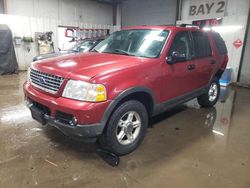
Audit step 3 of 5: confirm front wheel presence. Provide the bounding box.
[197,79,220,108]
[98,100,148,156]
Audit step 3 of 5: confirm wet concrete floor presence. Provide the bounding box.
[0,72,250,188]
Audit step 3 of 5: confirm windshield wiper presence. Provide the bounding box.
[101,49,136,56]
[68,49,79,52]
[114,49,131,56]
[91,49,99,53]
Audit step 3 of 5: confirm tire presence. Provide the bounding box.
[98,100,148,156]
[197,79,220,108]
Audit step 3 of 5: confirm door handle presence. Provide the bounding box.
[187,64,195,70]
[211,60,217,64]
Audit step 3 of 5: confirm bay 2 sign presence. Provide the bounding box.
[188,0,227,19]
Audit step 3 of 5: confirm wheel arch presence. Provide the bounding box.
[100,87,156,129]
[215,69,224,79]
[208,69,224,87]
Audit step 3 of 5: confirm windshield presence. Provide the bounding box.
[93,29,169,58]
[68,40,96,52]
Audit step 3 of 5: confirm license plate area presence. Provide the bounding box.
[30,105,47,125]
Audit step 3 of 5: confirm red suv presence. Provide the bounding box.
[24,25,228,155]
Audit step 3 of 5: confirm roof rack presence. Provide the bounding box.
[156,24,200,29]
[178,24,200,28]
[157,24,177,26]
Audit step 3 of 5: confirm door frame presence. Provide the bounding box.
[237,8,250,82]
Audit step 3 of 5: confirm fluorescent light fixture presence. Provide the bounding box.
[203,27,211,31]
[212,130,224,136]
[212,25,243,33]
[203,25,243,33]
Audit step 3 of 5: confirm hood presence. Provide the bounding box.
[33,51,74,62]
[31,52,147,81]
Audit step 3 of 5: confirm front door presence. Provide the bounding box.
[161,31,196,101]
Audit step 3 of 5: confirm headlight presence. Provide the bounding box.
[62,80,107,102]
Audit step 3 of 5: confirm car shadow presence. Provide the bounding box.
[42,104,217,166]
[148,105,188,128]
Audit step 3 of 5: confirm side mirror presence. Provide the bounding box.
[58,48,61,51]
[167,51,187,64]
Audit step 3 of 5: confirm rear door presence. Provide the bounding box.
[191,31,215,88]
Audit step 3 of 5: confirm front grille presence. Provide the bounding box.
[30,68,64,94]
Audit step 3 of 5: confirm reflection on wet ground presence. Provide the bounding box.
[0,72,250,188]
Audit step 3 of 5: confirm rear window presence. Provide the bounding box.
[192,31,212,58]
[211,32,228,55]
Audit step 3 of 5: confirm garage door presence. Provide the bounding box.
[239,21,250,85]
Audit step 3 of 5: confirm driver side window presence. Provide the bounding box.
[168,31,192,59]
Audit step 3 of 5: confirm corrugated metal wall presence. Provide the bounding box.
[121,0,177,26]
[0,0,121,71]
[6,0,113,24]
[0,14,120,70]
[239,19,250,85]
[0,0,3,14]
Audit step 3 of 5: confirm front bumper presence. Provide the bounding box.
[24,81,111,140]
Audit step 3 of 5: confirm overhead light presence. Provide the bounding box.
[203,27,211,31]
[203,25,243,33]
[212,129,224,136]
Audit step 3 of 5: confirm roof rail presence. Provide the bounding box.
[178,24,200,28]
[157,24,177,26]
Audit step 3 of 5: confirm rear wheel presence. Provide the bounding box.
[98,100,148,156]
[197,79,220,108]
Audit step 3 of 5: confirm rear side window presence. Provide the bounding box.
[191,32,212,58]
[211,32,228,55]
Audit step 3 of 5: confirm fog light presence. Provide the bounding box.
[70,116,78,126]
[25,98,33,108]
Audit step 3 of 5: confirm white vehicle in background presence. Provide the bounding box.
[33,38,104,62]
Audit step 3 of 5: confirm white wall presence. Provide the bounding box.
[0,0,3,14]
[178,0,250,82]
[121,0,177,26]
[0,0,117,70]
[6,0,113,24]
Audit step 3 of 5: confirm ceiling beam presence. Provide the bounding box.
[91,0,124,5]
[3,0,7,14]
